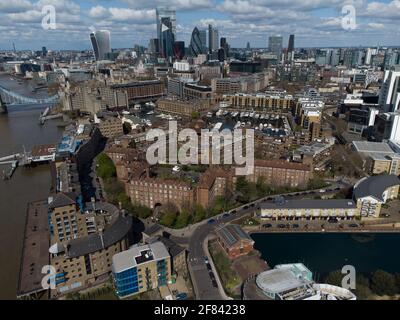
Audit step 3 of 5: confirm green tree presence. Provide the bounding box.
[133,204,152,219]
[123,122,132,134]
[191,111,200,119]
[96,153,116,179]
[370,270,398,296]
[193,204,206,223]
[160,210,177,227]
[174,208,190,228]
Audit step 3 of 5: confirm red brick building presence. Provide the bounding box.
[215,224,254,259]
[244,159,312,188]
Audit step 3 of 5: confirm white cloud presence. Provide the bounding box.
[367,22,385,29]
[0,0,33,13]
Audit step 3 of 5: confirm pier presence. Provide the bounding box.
[0,144,57,180]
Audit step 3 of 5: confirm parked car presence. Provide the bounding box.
[222,213,230,218]
[277,224,286,228]
[230,210,237,214]
[349,223,359,228]
[292,224,299,228]
[176,293,188,300]
[263,223,272,228]
[208,219,216,224]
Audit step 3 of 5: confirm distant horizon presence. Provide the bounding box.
[1,45,400,52]
[1,0,400,50]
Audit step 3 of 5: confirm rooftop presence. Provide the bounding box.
[260,199,357,210]
[353,175,400,202]
[256,267,313,295]
[216,224,254,248]
[112,241,170,273]
[352,141,396,154]
[67,215,132,258]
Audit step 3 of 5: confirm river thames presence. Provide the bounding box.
[0,73,62,299]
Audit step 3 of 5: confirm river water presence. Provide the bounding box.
[0,73,62,299]
[251,232,400,281]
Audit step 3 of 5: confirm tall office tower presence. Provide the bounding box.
[199,30,207,52]
[42,46,47,57]
[246,42,251,50]
[156,8,176,60]
[189,27,205,57]
[330,49,340,66]
[173,41,185,60]
[365,48,375,65]
[220,37,229,58]
[159,16,175,59]
[379,67,400,112]
[156,8,176,52]
[208,24,219,53]
[268,36,283,59]
[288,34,295,53]
[148,38,159,55]
[287,34,294,61]
[384,51,400,70]
[90,30,111,61]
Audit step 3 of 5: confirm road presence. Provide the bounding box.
[187,205,258,300]
[172,179,351,300]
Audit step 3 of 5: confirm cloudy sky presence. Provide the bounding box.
[0,0,399,50]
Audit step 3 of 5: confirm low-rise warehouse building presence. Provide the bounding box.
[215,224,254,259]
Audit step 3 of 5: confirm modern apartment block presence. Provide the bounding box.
[156,97,213,117]
[112,241,171,298]
[47,194,132,297]
[222,91,294,112]
[259,199,359,220]
[379,67,400,112]
[211,73,270,95]
[353,174,400,217]
[258,175,400,220]
[94,114,124,138]
[295,98,324,142]
[111,80,164,105]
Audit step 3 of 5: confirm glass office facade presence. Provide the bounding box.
[114,267,139,297]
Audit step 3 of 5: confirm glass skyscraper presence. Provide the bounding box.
[156,8,176,59]
[268,36,283,59]
[89,30,111,61]
[189,27,206,57]
[208,24,219,53]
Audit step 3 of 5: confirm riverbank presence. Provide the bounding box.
[0,74,63,299]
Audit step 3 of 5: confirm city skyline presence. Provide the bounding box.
[0,0,399,50]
